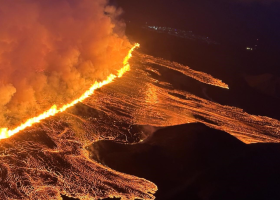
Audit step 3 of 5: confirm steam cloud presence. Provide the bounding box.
[0,0,131,127]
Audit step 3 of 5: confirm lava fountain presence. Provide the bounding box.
[0,43,140,140]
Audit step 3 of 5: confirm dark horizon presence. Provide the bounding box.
[114,0,280,52]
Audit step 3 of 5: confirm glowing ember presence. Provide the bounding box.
[0,43,140,140]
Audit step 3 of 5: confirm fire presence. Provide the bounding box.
[0,43,140,140]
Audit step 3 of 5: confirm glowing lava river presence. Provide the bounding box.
[1,43,280,199]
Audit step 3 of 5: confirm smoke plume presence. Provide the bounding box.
[0,0,131,127]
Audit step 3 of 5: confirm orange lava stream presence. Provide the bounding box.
[0,43,140,140]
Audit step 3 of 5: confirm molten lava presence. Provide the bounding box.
[1,42,280,200]
[0,43,140,140]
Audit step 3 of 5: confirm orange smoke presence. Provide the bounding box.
[0,0,131,129]
[0,43,140,140]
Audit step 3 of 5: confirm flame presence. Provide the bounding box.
[0,43,140,140]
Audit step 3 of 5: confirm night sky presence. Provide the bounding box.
[115,0,280,50]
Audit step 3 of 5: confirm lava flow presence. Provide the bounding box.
[0,43,140,140]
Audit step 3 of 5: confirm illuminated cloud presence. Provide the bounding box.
[0,0,130,127]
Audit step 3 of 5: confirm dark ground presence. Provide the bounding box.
[90,123,280,200]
